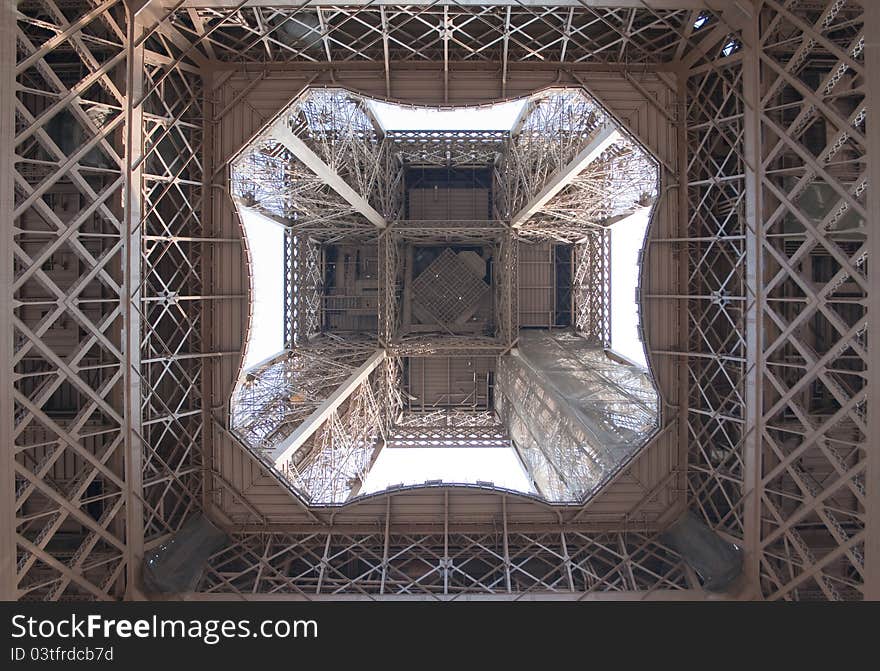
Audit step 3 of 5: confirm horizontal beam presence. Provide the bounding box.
[511,125,620,228]
[183,590,710,602]
[270,349,386,468]
[164,1,708,8]
[271,124,386,229]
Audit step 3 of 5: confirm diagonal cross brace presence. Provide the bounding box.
[272,123,387,228]
[511,124,620,228]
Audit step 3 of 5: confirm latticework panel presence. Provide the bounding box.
[388,131,505,167]
[682,21,749,558]
[139,9,208,551]
[172,6,701,68]
[283,369,385,504]
[10,0,132,601]
[232,139,376,242]
[198,527,691,598]
[389,410,509,448]
[284,232,321,347]
[230,339,376,453]
[499,89,605,219]
[753,0,867,601]
[411,249,489,327]
[574,231,611,346]
[285,89,391,216]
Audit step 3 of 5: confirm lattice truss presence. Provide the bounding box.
[388,225,515,357]
[198,527,690,598]
[388,130,505,167]
[682,21,750,567]
[751,0,868,601]
[679,1,870,601]
[282,229,321,348]
[3,0,876,602]
[279,364,385,504]
[497,88,657,243]
[230,338,375,453]
[284,88,401,220]
[574,230,611,346]
[171,5,703,67]
[389,410,509,449]
[231,138,378,242]
[6,0,207,600]
[11,0,131,601]
[494,332,658,503]
[410,248,490,326]
[139,5,207,564]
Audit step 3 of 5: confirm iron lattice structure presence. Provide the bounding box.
[228,84,658,504]
[0,0,875,602]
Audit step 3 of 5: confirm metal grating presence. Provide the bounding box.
[410,248,489,326]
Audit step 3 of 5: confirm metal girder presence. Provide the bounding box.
[0,0,15,601]
[511,125,619,228]
[163,1,710,8]
[197,521,692,597]
[3,0,874,603]
[137,2,210,68]
[270,349,385,470]
[865,0,880,602]
[165,5,708,67]
[270,124,386,229]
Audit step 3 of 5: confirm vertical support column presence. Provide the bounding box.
[864,0,880,601]
[123,4,145,599]
[602,227,611,348]
[675,69,691,517]
[380,496,390,594]
[443,490,449,596]
[201,69,215,515]
[561,531,575,592]
[316,531,332,595]
[0,0,16,600]
[502,496,512,593]
[741,1,764,598]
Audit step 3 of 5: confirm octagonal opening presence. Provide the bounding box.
[228,87,661,505]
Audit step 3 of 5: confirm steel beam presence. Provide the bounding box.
[122,5,146,600]
[510,125,619,228]
[865,0,880,601]
[0,0,15,601]
[740,0,763,599]
[271,349,386,469]
[162,1,709,8]
[271,124,386,229]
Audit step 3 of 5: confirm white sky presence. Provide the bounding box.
[240,209,285,371]
[610,208,650,368]
[369,99,525,130]
[360,447,533,495]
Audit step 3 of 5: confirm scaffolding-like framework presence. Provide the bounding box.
[228,84,656,504]
[1,0,875,601]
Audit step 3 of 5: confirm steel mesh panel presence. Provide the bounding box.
[410,248,489,326]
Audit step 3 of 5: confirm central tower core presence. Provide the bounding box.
[229,87,660,505]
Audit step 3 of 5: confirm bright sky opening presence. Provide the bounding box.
[240,209,285,371]
[360,447,534,494]
[368,99,525,130]
[610,207,650,368]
